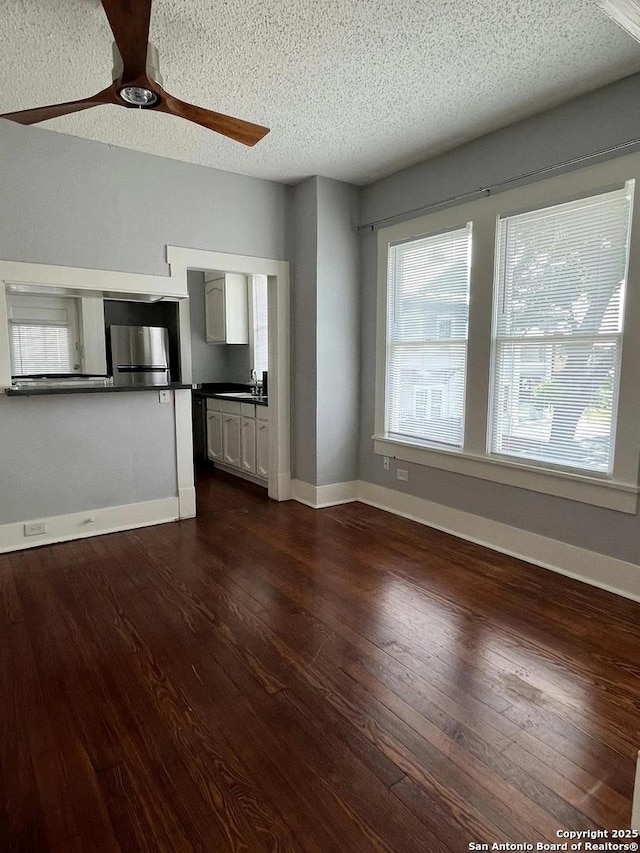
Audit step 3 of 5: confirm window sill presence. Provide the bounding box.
[372,435,639,514]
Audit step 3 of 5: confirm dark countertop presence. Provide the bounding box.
[192,383,268,407]
[5,383,192,397]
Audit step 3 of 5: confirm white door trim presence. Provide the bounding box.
[174,388,196,518]
[166,246,292,501]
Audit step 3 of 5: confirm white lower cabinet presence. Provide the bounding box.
[206,398,269,483]
[206,411,223,461]
[222,413,241,467]
[241,417,257,474]
[256,418,269,480]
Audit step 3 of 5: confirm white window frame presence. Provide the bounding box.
[374,152,640,513]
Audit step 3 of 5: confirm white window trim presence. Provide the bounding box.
[374,152,640,514]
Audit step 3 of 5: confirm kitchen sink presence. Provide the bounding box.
[216,391,268,401]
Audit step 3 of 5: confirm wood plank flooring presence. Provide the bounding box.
[1,467,639,851]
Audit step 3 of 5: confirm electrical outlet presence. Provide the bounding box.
[383,456,390,471]
[158,390,171,404]
[396,468,409,482]
[24,521,46,536]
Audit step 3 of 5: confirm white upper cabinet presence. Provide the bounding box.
[204,273,249,344]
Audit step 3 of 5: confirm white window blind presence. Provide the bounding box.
[386,224,472,448]
[8,296,80,376]
[10,324,73,375]
[490,183,634,474]
[251,275,269,377]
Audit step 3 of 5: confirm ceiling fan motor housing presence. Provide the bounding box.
[112,41,163,107]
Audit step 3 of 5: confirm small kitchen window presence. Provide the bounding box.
[249,274,268,377]
[8,295,81,376]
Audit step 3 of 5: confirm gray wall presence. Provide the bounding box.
[358,73,640,565]
[316,178,360,486]
[291,177,361,486]
[0,393,176,524]
[291,178,319,484]
[1,123,290,274]
[225,345,252,384]
[0,122,290,524]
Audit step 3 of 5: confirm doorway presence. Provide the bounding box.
[167,247,291,504]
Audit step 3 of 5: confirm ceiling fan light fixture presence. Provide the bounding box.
[119,86,158,107]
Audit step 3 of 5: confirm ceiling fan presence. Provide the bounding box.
[0,0,269,147]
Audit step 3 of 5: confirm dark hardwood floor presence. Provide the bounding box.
[1,467,639,851]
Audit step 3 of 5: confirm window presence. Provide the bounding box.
[249,274,268,377]
[375,153,640,512]
[8,295,81,376]
[386,224,471,448]
[490,186,633,474]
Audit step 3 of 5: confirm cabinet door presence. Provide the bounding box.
[256,419,269,480]
[225,274,249,344]
[206,411,223,461]
[240,417,257,474]
[222,414,241,467]
[205,280,225,343]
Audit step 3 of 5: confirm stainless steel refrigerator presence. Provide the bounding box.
[109,325,170,387]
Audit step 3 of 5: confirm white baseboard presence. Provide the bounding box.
[270,472,293,502]
[291,479,359,508]
[178,486,196,519]
[0,497,180,554]
[633,751,640,830]
[356,481,640,604]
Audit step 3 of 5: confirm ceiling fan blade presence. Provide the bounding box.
[0,85,118,126]
[101,0,153,80]
[593,0,640,41]
[155,89,270,146]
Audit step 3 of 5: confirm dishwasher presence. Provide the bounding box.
[192,395,207,462]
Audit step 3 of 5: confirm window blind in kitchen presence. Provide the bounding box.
[251,275,269,377]
[8,295,79,376]
[386,223,472,448]
[489,183,634,474]
[10,323,73,375]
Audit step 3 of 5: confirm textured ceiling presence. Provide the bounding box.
[1,0,640,185]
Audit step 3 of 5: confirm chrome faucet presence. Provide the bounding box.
[250,369,261,396]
